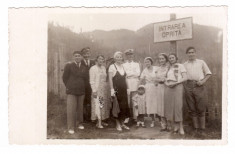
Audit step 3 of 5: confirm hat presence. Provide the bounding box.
[73,50,82,55]
[124,49,134,55]
[81,47,90,54]
[138,85,145,89]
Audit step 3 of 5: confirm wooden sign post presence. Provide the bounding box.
[170,14,177,55]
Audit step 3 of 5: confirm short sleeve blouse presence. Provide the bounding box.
[166,63,186,82]
[108,64,125,77]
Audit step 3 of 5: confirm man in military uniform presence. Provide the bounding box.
[123,49,141,123]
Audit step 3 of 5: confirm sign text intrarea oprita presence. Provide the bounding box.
[159,23,186,38]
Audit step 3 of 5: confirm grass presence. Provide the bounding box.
[47,94,222,140]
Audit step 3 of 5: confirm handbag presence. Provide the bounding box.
[111,96,120,118]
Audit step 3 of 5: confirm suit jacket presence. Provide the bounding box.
[62,62,87,95]
[81,59,96,91]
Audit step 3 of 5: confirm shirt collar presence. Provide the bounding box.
[188,59,197,63]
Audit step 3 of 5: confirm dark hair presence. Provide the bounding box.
[158,53,168,62]
[73,51,81,55]
[144,57,153,65]
[168,53,178,61]
[186,47,196,54]
[96,55,105,61]
[81,47,90,54]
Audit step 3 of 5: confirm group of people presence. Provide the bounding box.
[62,47,212,136]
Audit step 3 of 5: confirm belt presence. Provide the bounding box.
[185,80,198,88]
[126,76,139,79]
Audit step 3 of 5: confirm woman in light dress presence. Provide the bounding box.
[140,57,158,127]
[155,53,169,131]
[164,53,187,135]
[90,55,111,128]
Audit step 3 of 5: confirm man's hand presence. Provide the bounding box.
[196,80,205,86]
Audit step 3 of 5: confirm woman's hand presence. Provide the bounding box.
[127,89,131,95]
[169,82,179,88]
[111,89,116,97]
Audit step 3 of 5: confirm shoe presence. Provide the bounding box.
[78,124,84,130]
[150,121,155,128]
[96,125,104,129]
[102,122,108,126]
[116,126,122,131]
[122,124,130,130]
[141,122,146,128]
[179,128,185,135]
[136,122,140,127]
[124,118,129,124]
[68,129,75,134]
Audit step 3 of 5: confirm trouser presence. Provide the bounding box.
[184,80,208,129]
[184,80,207,117]
[67,94,85,130]
[84,84,92,121]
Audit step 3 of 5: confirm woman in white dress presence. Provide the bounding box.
[90,55,111,128]
[140,57,158,127]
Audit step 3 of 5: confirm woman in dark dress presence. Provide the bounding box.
[108,51,130,131]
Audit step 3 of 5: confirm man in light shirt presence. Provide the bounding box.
[123,49,141,123]
[184,47,212,133]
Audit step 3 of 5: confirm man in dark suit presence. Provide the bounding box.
[62,51,87,134]
[80,47,96,122]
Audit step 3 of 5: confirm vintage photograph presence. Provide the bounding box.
[47,7,225,140]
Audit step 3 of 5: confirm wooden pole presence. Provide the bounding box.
[170,13,177,56]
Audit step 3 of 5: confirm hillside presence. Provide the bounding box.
[48,22,223,110]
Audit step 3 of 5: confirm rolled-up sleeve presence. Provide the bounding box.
[202,60,212,76]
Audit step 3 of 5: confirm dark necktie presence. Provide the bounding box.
[86,60,89,67]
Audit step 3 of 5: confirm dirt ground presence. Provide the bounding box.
[47,95,222,140]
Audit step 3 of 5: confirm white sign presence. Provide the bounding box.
[154,17,193,43]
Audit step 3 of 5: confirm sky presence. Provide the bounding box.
[48,7,226,33]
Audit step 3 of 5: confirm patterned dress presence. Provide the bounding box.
[155,65,168,117]
[90,65,111,120]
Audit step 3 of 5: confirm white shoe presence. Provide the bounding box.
[122,124,130,130]
[116,125,122,131]
[150,121,155,128]
[141,122,146,127]
[136,121,140,127]
[78,125,84,130]
[68,129,75,134]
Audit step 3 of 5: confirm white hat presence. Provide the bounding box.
[138,85,145,89]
